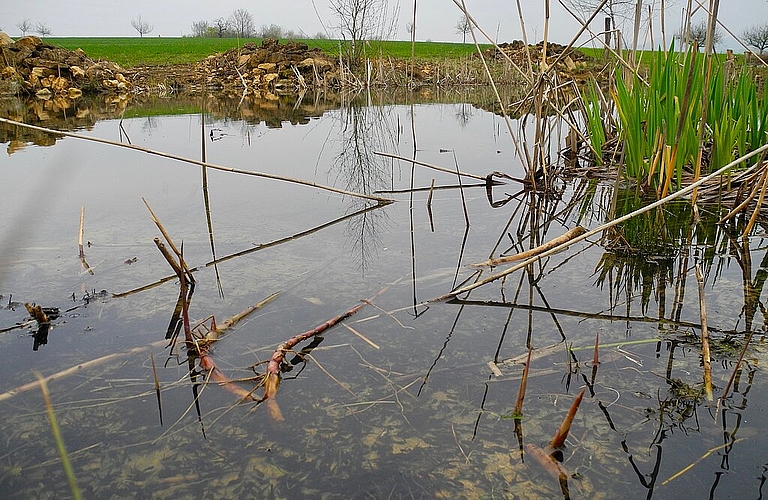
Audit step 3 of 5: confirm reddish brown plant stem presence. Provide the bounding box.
[262,286,389,401]
[550,387,586,448]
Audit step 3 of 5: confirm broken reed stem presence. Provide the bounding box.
[144,198,194,281]
[716,330,755,417]
[593,330,600,366]
[37,374,83,500]
[550,386,586,448]
[77,206,93,274]
[662,439,744,485]
[427,178,435,208]
[78,206,85,259]
[742,167,768,237]
[0,340,169,403]
[471,226,587,267]
[150,353,163,426]
[695,265,713,401]
[208,292,281,340]
[0,117,393,205]
[154,238,185,280]
[433,142,768,302]
[514,347,532,418]
[374,150,488,181]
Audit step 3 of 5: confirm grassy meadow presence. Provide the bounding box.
[44,37,489,67]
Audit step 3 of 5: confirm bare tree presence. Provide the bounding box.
[131,15,154,37]
[260,23,283,39]
[562,0,645,47]
[16,19,33,37]
[212,18,230,38]
[678,20,722,49]
[743,23,768,55]
[329,0,399,66]
[229,8,255,38]
[454,15,471,44]
[34,22,52,37]
[191,20,210,37]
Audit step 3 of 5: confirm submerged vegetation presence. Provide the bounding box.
[3,2,768,499]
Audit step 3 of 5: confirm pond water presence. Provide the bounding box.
[1,90,767,499]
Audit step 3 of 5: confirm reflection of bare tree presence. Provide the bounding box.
[331,95,399,272]
[142,116,159,134]
[454,103,474,129]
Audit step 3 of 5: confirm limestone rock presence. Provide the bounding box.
[0,32,13,46]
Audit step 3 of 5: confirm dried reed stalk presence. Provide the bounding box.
[695,265,713,401]
[374,151,489,181]
[433,142,768,302]
[150,353,163,425]
[77,206,93,274]
[0,118,393,204]
[471,226,586,267]
[513,348,532,417]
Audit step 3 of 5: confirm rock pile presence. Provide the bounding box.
[195,38,339,92]
[0,34,133,97]
[484,41,592,75]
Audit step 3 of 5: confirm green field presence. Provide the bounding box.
[44,37,488,68]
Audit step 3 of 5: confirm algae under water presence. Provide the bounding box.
[0,92,767,499]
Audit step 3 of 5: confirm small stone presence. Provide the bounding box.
[35,88,52,99]
[69,65,85,78]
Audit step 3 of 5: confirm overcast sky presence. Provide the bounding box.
[4,1,767,50]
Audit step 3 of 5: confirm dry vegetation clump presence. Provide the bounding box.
[483,40,596,82]
[193,38,340,92]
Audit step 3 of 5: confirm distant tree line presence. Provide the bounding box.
[190,9,324,39]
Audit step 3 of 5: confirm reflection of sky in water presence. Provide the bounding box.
[0,100,767,498]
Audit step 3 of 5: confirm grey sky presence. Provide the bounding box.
[4,1,767,50]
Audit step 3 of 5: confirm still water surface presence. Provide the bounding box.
[0,92,766,499]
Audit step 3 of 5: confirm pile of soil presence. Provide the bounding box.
[483,40,593,77]
[193,38,339,92]
[0,33,134,97]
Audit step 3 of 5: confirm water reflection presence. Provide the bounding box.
[2,90,768,499]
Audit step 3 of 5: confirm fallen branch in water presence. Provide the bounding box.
[260,286,390,417]
[193,292,281,401]
[471,226,586,268]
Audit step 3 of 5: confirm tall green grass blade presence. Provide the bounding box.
[37,374,82,500]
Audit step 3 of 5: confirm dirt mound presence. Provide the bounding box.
[484,40,592,75]
[195,38,340,92]
[0,34,134,97]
